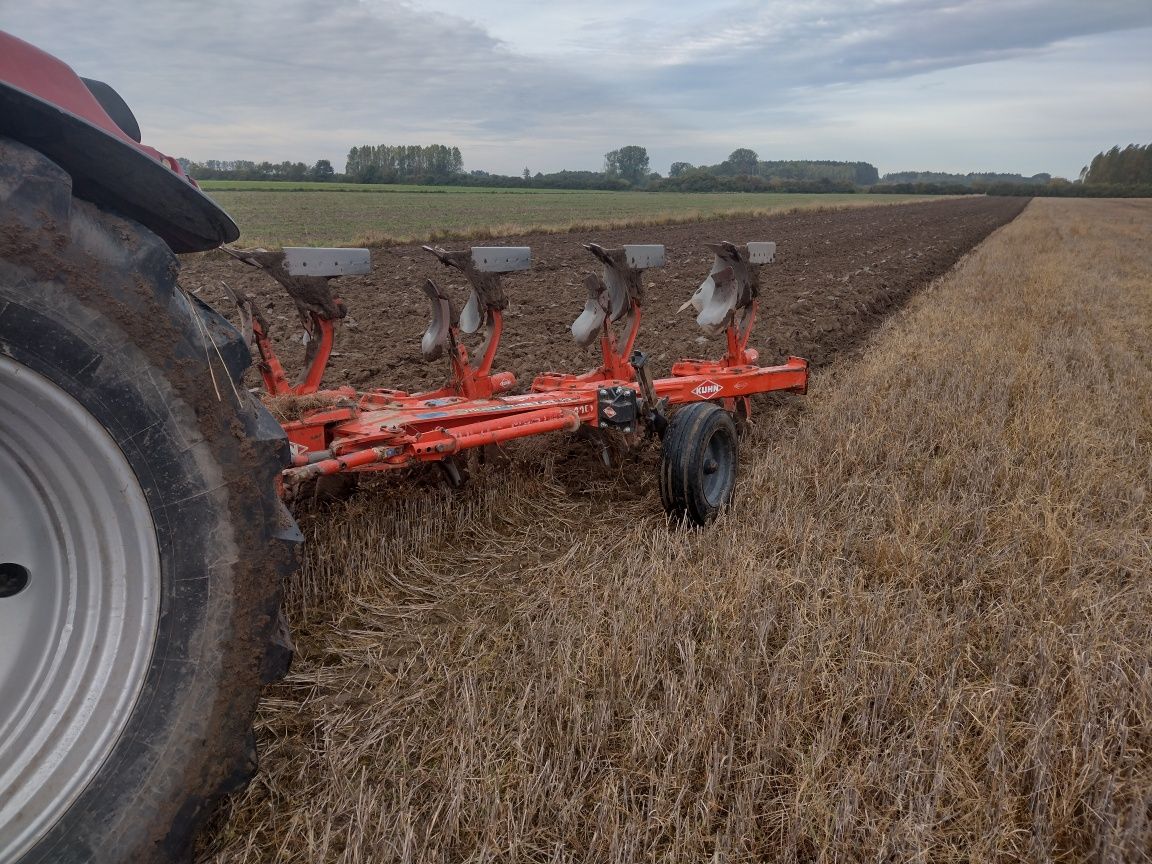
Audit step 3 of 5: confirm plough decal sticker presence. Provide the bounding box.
[691,380,722,398]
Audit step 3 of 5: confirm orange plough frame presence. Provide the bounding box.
[243,242,808,487]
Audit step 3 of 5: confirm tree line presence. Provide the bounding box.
[873,179,1152,198]
[181,143,876,193]
[877,170,1052,186]
[653,149,876,192]
[597,146,881,191]
[345,144,463,183]
[1081,144,1152,186]
[178,158,335,182]
[180,141,1151,198]
[873,146,1152,197]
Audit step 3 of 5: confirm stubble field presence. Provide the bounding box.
[193,197,1151,862]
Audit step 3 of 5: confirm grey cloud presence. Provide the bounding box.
[1,0,1147,175]
[2,0,639,154]
[627,0,1152,103]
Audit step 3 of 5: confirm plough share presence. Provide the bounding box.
[226,240,808,525]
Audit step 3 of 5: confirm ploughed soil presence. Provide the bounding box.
[182,198,1028,395]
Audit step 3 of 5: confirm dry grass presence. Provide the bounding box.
[262,393,352,424]
[202,199,1152,863]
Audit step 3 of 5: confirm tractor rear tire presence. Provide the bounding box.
[659,402,739,526]
[0,138,297,862]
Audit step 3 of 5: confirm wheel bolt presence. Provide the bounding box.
[0,563,30,598]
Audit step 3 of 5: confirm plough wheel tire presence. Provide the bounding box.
[659,402,738,526]
[0,137,298,863]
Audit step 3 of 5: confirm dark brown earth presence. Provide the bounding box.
[182,198,1028,395]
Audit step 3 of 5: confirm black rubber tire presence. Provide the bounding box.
[659,402,739,526]
[0,137,297,861]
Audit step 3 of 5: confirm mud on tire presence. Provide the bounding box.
[0,137,297,862]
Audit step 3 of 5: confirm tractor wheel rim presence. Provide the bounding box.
[0,355,160,860]
[701,426,735,507]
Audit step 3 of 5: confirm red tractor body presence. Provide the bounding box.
[0,31,238,252]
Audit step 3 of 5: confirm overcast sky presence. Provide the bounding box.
[3,0,1150,178]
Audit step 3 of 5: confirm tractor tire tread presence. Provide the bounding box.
[0,135,297,863]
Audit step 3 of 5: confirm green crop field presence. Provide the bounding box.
[198,180,602,194]
[197,181,940,246]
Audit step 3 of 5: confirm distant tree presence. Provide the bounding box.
[679,157,879,186]
[278,161,308,182]
[854,162,880,185]
[309,159,335,181]
[669,161,694,178]
[724,148,759,175]
[523,167,531,180]
[1084,142,1152,185]
[343,143,466,183]
[603,145,649,185]
[357,164,382,184]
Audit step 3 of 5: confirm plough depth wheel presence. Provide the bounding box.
[659,402,739,526]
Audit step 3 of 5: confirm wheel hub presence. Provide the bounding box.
[0,562,30,598]
[0,355,160,861]
[701,430,735,507]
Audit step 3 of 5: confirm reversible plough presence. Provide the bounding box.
[224,241,808,525]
